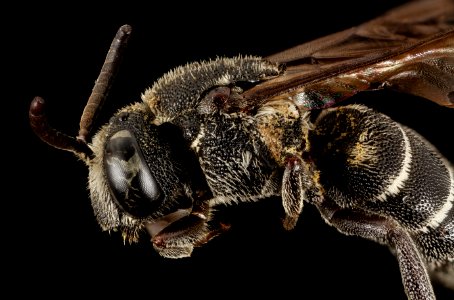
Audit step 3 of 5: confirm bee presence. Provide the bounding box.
[29,0,453,299]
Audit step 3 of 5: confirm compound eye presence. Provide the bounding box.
[104,130,162,218]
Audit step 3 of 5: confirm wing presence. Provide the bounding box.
[242,0,454,109]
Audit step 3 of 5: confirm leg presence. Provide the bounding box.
[148,212,229,259]
[282,155,321,230]
[281,156,305,230]
[316,201,435,300]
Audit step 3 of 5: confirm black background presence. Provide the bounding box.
[7,0,454,298]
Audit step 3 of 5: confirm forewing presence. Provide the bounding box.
[243,0,454,109]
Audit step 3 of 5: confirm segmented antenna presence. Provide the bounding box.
[29,24,132,159]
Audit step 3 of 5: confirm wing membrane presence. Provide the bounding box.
[243,0,454,109]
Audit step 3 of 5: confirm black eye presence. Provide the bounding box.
[104,130,163,218]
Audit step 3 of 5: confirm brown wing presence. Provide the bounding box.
[243,0,454,109]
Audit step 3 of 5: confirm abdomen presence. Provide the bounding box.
[308,104,454,265]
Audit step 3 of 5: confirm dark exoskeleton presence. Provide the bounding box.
[29,0,454,299]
